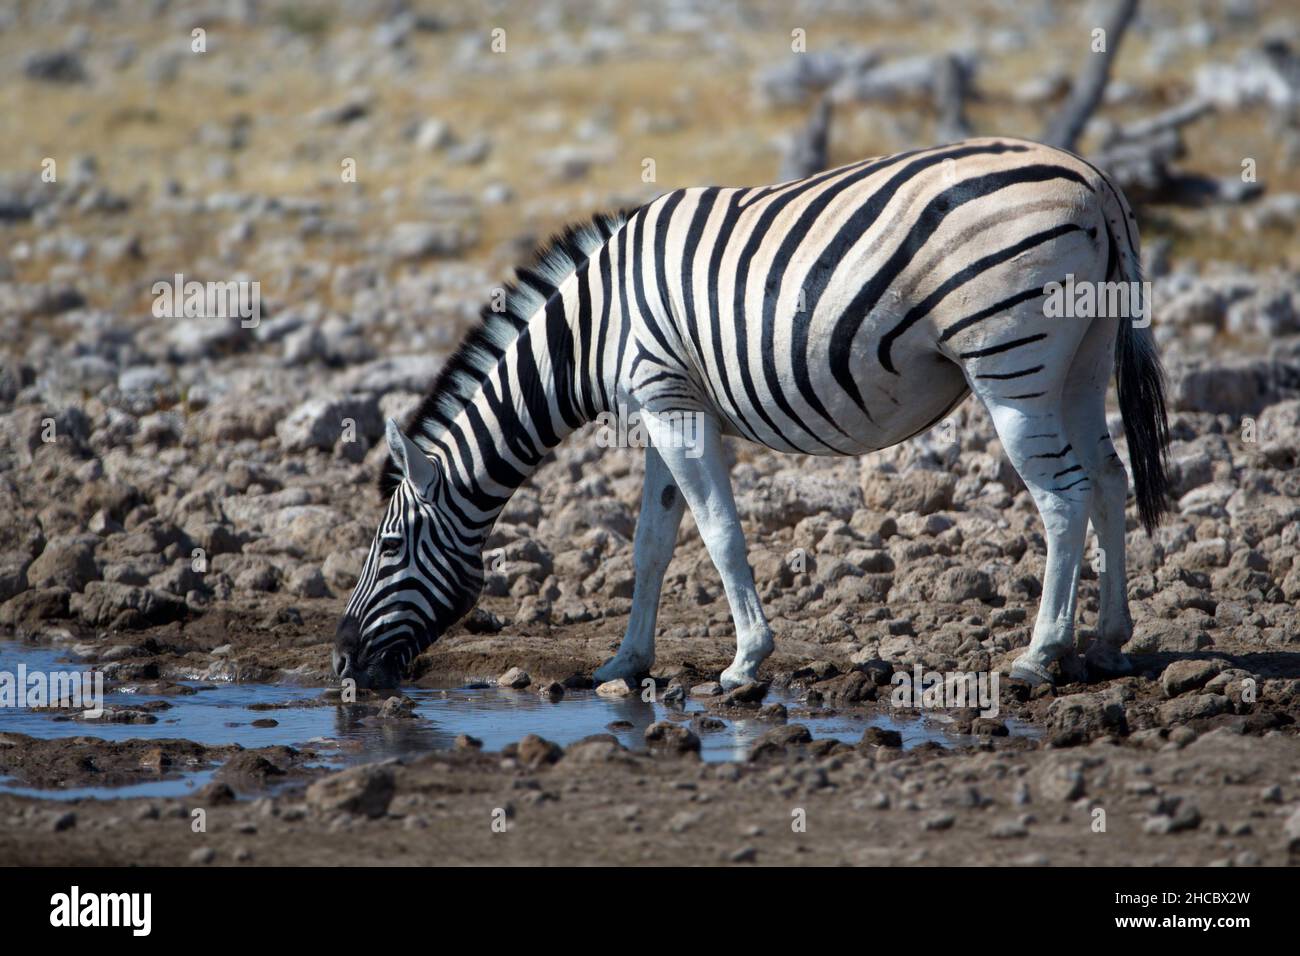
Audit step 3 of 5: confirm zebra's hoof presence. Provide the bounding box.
[593,655,651,684]
[719,665,759,691]
[1009,655,1054,687]
[1084,642,1133,678]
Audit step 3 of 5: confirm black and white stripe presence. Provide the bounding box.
[336,136,1170,690]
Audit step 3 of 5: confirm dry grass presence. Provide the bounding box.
[0,0,1296,325]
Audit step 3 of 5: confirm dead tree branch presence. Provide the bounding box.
[1042,0,1139,150]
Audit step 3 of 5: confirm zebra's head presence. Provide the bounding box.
[333,419,482,689]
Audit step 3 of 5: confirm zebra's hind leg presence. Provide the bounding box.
[1062,317,1134,677]
[593,446,686,683]
[639,410,775,690]
[978,394,1093,686]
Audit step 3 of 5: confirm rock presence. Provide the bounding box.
[286,564,329,598]
[216,751,287,790]
[932,566,995,603]
[1046,693,1128,736]
[1144,797,1202,834]
[861,468,956,515]
[276,395,382,453]
[644,721,700,755]
[817,671,877,705]
[1157,694,1229,725]
[50,810,77,832]
[736,472,862,531]
[322,549,367,591]
[537,681,565,700]
[516,734,563,767]
[595,678,634,697]
[923,812,956,831]
[0,551,31,603]
[991,819,1028,839]
[414,117,455,151]
[454,734,482,751]
[497,666,531,689]
[1124,621,1213,654]
[24,50,87,83]
[26,534,99,591]
[690,681,723,698]
[0,587,71,626]
[188,847,216,865]
[749,723,813,760]
[563,736,628,763]
[1284,805,1300,852]
[70,582,185,628]
[305,764,396,818]
[1160,659,1222,698]
[376,696,416,719]
[721,681,769,706]
[1167,358,1300,417]
[859,726,903,749]
[1035,758,1086,802]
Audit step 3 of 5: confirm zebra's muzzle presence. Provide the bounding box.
[333,615,405,689]
[333,616,361,681]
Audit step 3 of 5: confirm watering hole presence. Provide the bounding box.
[0,640,1036,799]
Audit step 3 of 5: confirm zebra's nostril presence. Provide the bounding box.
[333,651,351,677]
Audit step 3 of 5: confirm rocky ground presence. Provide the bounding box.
[2,0,1300,866]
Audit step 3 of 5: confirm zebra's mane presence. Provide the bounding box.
[378,208,630,496]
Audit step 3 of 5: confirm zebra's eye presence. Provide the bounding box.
[379,537,402,558]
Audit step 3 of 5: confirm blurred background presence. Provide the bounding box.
[0,0,1296,363]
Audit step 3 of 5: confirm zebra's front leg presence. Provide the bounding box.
[593,446,685,683]
[640,411,774,689]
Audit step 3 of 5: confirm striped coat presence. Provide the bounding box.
[336,137,1169,692]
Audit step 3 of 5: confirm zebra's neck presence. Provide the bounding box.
[424,260,618,541]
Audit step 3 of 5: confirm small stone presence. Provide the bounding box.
[497,667,531,689]
[305,765,395,818]
[50,811,76,832]
[537,681,565,700]
[377,696,416,719]
[189,847,216,865]
[644,721,701,755]
[722,681,769,706]
[1160,659,1221,698]
[454,734,482,751]
[991,819,1028,839]
[690,681,723,698]
[859,726,903,749]
[923,812,956,831]
[729,846,759,863]
[516,734,563,767]
[596,678,633,697]
[1283,805,1300,851]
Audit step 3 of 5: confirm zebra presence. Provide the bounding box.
[333,136,1170,692]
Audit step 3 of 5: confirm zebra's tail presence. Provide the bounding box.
[1104,196,1171,535]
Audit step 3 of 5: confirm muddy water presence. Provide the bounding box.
[0,641,1035,799]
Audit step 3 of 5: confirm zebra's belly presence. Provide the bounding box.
[715,349,971,457]
[819,351,971,456]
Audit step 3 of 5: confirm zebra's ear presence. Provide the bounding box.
[385,418,438,500]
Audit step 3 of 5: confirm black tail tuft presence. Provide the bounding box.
[1115,316,1171,534]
